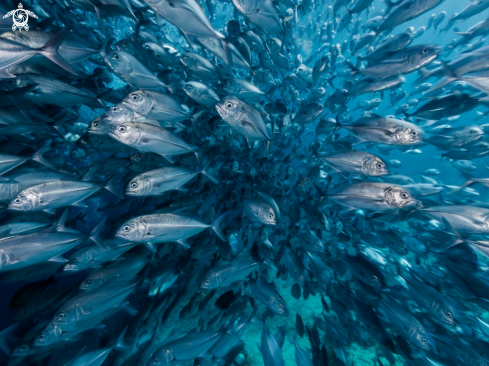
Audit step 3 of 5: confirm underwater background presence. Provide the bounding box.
[1,0,489,364]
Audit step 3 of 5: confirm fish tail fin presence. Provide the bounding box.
[452,180,474,192]
[402,110,412,118]
[55,209,78,234]
[96,88,112,107]
[98,37,111,57]
[87,0,106,36]
[416,67,432,82]
[425,62,458,94]
[333,114,344,133]
[347,61,359,75]
[115,325,130,350]
[194,150,203,168]
[200,160,221,184]
[104,171,126,199]
[89,216,108,244]
[433,217,464,252]
[0,324,19,355]
[438,153,445,168]
[31,139,57,171]
[211,212,228,241]
[39,29,77,75]
[221,39,233,66]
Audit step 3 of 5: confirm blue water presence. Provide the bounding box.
[2,0,489,364]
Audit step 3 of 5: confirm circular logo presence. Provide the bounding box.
[3,3,38,31]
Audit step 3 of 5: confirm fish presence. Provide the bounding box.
[105,51,169,90]
[223,78,265,100]
[108,121,199,163]
[125,163,219,196]
[216,96,270,145]
[336,113,424,145]
[350,45,441,79]
[0,29,75,77]
[0,212,85,271]
[115,212,227,249]
[319,151,389,176]
[200,256,259,289]
[183,81,220,107]
[1,0,489,365]
[148,331,222,366]
[122,90,190,124]
[326,182,419,211]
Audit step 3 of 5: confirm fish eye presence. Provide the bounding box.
[86,280,92,285]
[131,182,138,189]
[38,333,45,340]
[422,48,429,54]
[401,192,409,199]
[118,126,126,133]
[112,54,119,60]
[315,105,320,109]
[410,131,417,136]
[112,106,119,112]
[123,225,130,231]
[376,163,383,169]
[131,95,138,101]
[20,345,26,350]
[138,154,143,158]
[279,304,283,308]
[152,358,158,364]
[225,102,233,109]
[228,81,232,86]
[7,80,14,84]
[470,130,476,134]
[446,311,452,318]
[305,178,310,181]
[421,338,427,344]
[299,276,304,280]
[93,122,99,127]
[14,198,21,203]
[205,279,210,284]
[57,312,65,320]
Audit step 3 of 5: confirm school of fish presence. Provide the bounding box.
[1,0,489,364]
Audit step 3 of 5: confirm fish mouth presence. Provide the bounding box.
[403,199,421,209]
[108,130,120,141]
[215,103,224,116]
